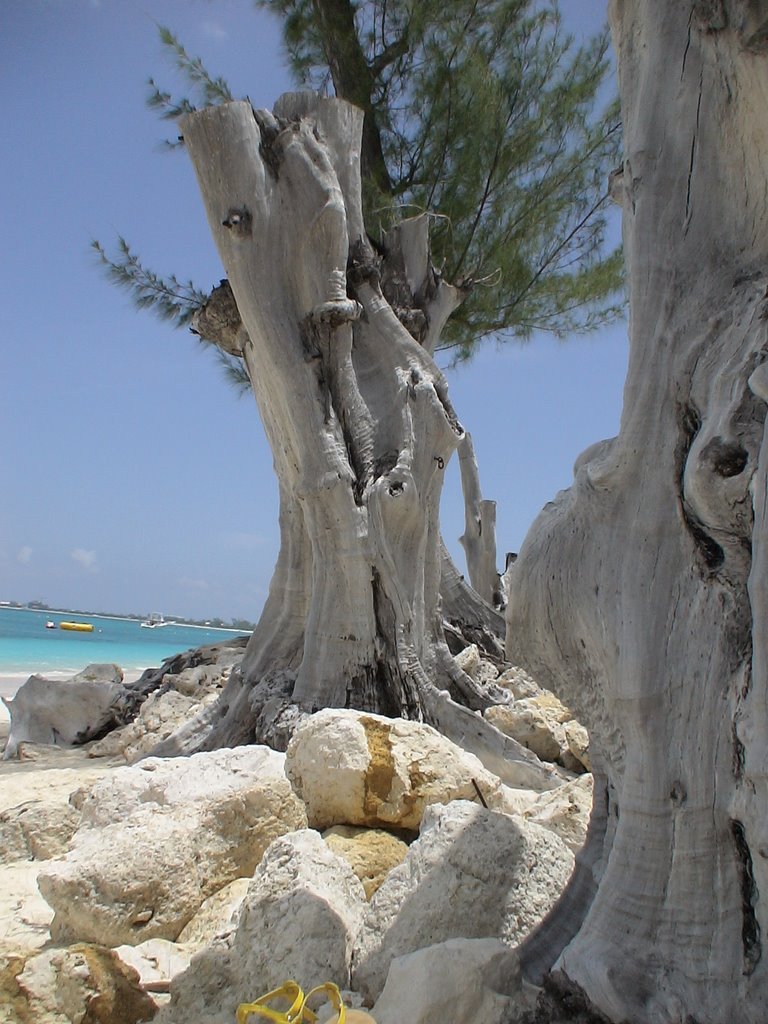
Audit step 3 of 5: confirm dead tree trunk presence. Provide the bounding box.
[458,433,503,608]
[164,92,552,789]
[507,2,768,1021]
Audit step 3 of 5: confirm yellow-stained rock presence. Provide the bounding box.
[483,704,562,762]
[176,877,250,949]
[322,826,409,898]
[285,709,520,830]
[16,943,157,1023]
[563,720,591,772]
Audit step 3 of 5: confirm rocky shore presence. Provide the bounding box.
[0,643,592,1024]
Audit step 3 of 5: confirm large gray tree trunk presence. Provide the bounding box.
[165,93,551,788]
[507,3,768,1021]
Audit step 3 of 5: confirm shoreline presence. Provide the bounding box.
[1,606,247,633]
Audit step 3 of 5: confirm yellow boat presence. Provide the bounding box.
[59,621,94,632]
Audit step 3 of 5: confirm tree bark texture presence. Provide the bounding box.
[507,3,768,1021]
[177,93,551,788]
[458,432,503,608]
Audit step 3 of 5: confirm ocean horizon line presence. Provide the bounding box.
[1,605,248,633]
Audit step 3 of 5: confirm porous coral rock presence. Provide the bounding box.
[0,800,80,864]
[37,747,307,946]
[519,774,593,854]
[371,938,528,1024]
[285,708,523,831]
[15,943,157,1024]
[322,825,409,898]
[175,877,250,949]
[154,830,367,1024]
[352,800,574,1001]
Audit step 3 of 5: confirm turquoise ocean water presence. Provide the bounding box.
[0,606,248,678]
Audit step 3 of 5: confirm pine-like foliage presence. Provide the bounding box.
[92,238,251,393]
[94,27,252,393]
[257,0,623,357]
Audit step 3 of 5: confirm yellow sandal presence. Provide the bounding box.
[236,981,305,1024]
[237,980,376,1024]
[301,983,377,1024]
[300,982,343,1023]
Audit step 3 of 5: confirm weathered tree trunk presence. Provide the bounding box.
[507,3,768,1020]
[167,92,554,789]
[458,432,503,608]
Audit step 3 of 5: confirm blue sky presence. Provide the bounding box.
[0,0,626,622]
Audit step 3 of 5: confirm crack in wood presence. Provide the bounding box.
[731,819,762,975]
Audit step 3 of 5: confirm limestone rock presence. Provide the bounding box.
[176,877,250,949]
[371,938,528,1024]
[76,745,303,827]
[484,704,559,762]
[163,663,229,698]
[155,830,367,1024]
[322,826,409,899]
[484,689,577,766]
[2,666,125,760]
[113,938,193,995]
[87,690,213,763]
[496,666,542,700]
[352,800,574,1001]
[0,953,29,1024]
[15,943,157,1023]
[285,708,520,830]
[563,720,591,772]
[453,644,499,686]
[520,774,593,854]
[0,800,80,863]
[454,643,483,678]
[0,861,54,958]
[38,747,307,946]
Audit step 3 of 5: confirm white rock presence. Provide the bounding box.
[15,943,157,1024]
[176,877,250,949]
[352,800,574,1001]
[77,745,295,826]
[285,708,520,830]
[454,643,482,677]
[496,666,542,700]
[563,720,591,772]
[87,689,214,763]
[113,937,193,992]
[520,774,593,853]
[371,938,527,1024]
[37,746,307,946]
[0,861,54,958]
[0,800,80,864]
[155,830,367,1024]
[484,690,575,764]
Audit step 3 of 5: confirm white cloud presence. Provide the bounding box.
[17,546,33,564]
[71,548,98,573]
[201,20,228,41]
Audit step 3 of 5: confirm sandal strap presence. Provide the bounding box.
[301,982,345,1024]
[237,981,305,1024]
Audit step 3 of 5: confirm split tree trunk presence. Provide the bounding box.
[169,92,551,789]
[508,3,768,1020]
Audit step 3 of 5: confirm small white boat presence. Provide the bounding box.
[45,620,56,629]
[141,614,172,628]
